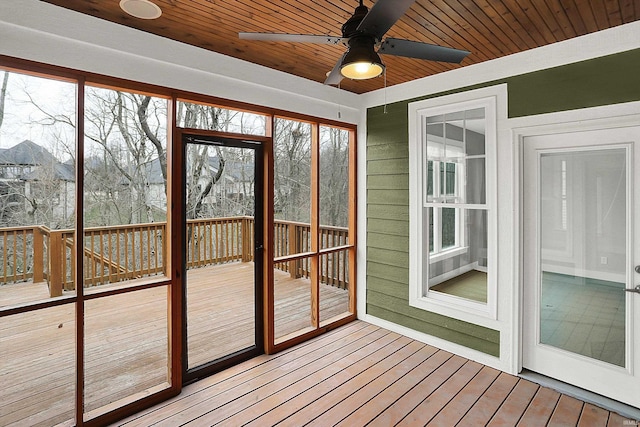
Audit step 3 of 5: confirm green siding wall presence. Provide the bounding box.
[366,48,640,357]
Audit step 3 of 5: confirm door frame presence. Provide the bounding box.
[511,102,640,405]
[173,129,268,385]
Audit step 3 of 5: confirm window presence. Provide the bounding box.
[409,87,502,323]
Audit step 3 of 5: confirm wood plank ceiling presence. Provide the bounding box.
[41,0,639,94]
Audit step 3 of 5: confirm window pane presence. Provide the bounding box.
[444,121,465,159]
[445,162,457,197]
[274,256,312,341]
[426,160,434,199]
[426,122,444,158]
[176,100,267,136]
[274,119,311,256]
[441,207,456,249]
[319,249,351,324]
[429,209,488,303]
[84,87,168,288]
[428,207,434,252]
[84,287,169,417]
[0,304,76,426]
[320,126,349,249]
[539,149,626,366]
[465,108,486,156]
[466,158,486,204]
[0,71,77,307]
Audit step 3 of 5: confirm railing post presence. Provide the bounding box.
[241,218,250,262]
[288,223,299,278]
[33,227,44,283]
[63,234,74,291]
[162,223,168,275]
[48,230,63,297]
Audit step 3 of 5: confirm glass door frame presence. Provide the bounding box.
[176,130,266,384]
[521,125,640,408]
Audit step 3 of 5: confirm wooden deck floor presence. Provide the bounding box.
[115,321,632,427]
[0,263,350,427]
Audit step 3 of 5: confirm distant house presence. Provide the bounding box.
[0,140,75,227]
[146,154,255,217]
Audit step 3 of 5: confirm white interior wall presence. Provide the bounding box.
[0,0,362,124]
[540,150,627,283]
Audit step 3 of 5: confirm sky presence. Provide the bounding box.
[0,70,76,156]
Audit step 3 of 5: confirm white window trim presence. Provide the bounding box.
[409,86,504,328]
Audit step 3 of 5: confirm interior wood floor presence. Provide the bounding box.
[431,270,487,303]
[115,320,630,427]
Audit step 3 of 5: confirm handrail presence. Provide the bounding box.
[0,218,349,297]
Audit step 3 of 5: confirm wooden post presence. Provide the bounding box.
[241,218,251,262]
[48,230,63,297]
[32,227,44,283]
[288,223,298,278]
[63,235,74,291]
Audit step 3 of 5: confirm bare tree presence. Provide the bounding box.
[274,119,311,223]
[320,127,349,227]
[83,88,167,226]
[185,144,225,220]
[0,71,8,140]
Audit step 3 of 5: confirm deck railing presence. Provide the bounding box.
[0,218,349,297]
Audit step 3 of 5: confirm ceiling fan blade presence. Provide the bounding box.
[239,32,345,45]
[379,38,470,63]
[356,0,416,40]
[324,54,346,85]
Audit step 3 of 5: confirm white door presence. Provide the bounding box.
[523,125,640,408]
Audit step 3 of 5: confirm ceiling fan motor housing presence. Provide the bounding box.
[342,4,371,38]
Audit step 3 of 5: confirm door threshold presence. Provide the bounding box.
[519,370,640,420]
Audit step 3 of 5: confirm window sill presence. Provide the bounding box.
[409,291,498,328]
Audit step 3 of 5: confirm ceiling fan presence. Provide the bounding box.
[239,0,470,85]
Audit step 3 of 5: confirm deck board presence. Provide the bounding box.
[115,321,633,427]
[0,262,351,427]
[335,349,452,426]
[517,386,561,426]
[457,372,519,425]
[487,379,540,426]
[3,276,634,427]
[577,403,611,427]
[426,365,501,426]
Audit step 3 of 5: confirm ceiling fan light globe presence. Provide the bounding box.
[340,39,385,80]
[340,61,384,80]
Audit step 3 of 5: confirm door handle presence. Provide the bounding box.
[636,265,640,274]
[625,285,640,294]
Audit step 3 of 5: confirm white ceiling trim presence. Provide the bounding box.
[0,0,362,123]
[362,20,640,108]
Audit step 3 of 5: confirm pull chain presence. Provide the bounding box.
[383,68,388,114]
[338,81,342,119]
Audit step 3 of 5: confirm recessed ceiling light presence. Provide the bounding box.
[119,0,162,20]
